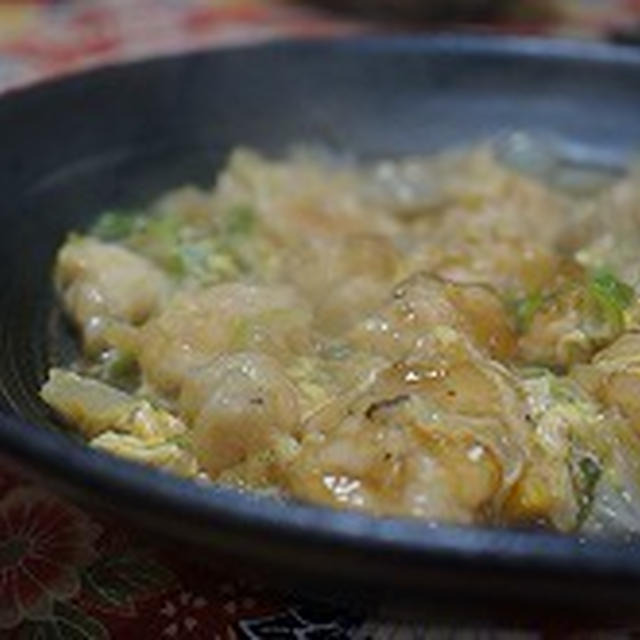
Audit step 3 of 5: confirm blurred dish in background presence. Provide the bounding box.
[298,0,559,23]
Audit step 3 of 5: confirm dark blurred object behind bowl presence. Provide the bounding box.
[300,0,557,22]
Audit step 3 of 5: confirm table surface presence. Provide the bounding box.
[2,2,640,638]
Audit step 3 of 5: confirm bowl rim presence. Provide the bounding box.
[3,33,640,595]
[4,31,640,100]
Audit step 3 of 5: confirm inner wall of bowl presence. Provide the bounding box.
[1,40,640,429]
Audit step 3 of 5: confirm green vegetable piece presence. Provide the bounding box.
[147,214,181,241]
[224,205,256,236]
[91,211,144,241]
[141,215,182,256]
[168,432,193,452]
[164,251,187,277]
[103,350,139,389]
[132,214,184,274]
[576,455,602,528]
[514,291,544,332]
[588,268,635,330]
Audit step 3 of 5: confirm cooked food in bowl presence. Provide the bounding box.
[40,137,640,535]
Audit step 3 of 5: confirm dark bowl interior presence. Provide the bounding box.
[2,36,640,626]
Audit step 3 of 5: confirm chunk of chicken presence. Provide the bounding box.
[314,276,392,336]
[420,237,562,298]
[286,233,401,334]
[290,404,503,523]
[286,234,400,300]
[214,149,401,240]
[289,328,528,524]
[180,352,300,476]
[137,283,311,395]
[349,273,516,362]
[572,333,640,434]
[403,155,569,296]
[56,237,169,350]
[518,285,590,368]
[518,275,628,370]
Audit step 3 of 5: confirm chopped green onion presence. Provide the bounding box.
[102,349,139,389]
[513,291,544,332]
[164,251,187,277]
[168,432,193,451]
[224,205,256,236]
[587,268,635,330]
[145,214,181,243]
[130,214,184,273]
[91,210,145,241]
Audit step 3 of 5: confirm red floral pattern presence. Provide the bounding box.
[0,486,100,629]
[1,1,640,638]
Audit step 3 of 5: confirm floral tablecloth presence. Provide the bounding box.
[2,1,640,638]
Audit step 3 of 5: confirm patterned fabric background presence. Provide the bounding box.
[1,1,640,638]
[0,0,639,89]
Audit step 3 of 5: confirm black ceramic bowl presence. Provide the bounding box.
[2,36,640,626]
